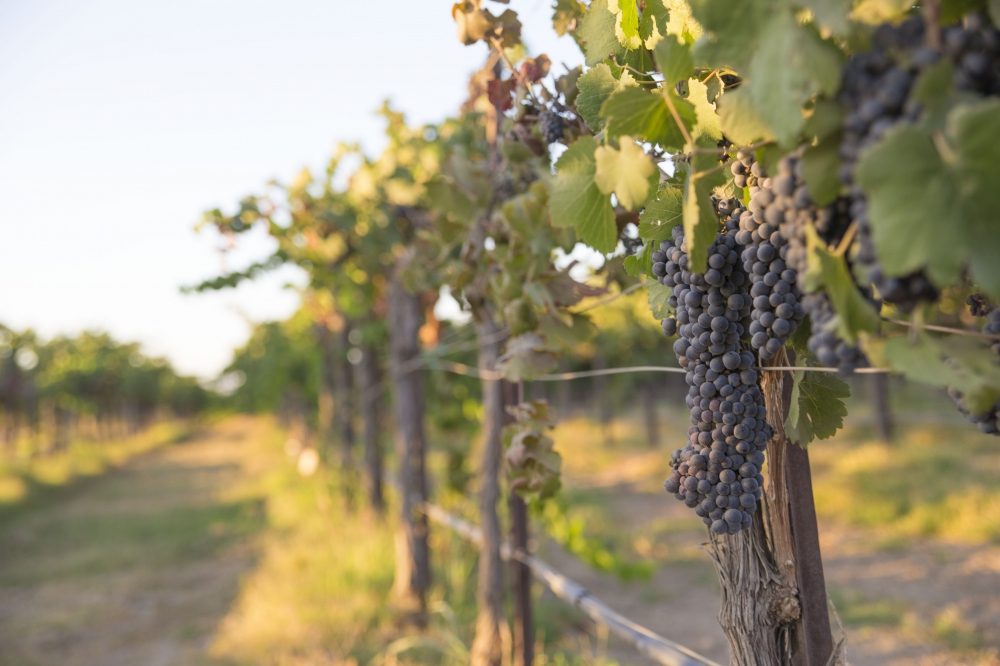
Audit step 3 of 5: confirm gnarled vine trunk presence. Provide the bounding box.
[388,260,431,624]
[470,312,506,666]
[709,349,834,666]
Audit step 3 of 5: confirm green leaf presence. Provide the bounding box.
[579,0,620,65]
[612,0,641,49]
[689,1,762,67]
[639,0,670,43]
[653,35,693,84]
[884,334,1000,414]
[600,87,695,151]
[799,0,850,34]
[855,100,1000,298]
[496,333,558,381]
[717,87,774,145]
[638,185,683,240]
[647,280,673,319]
[801,138,840,206]
[687,78,721,141]
[624,239,654,277]
[991,0,1000,26]
[576,64,620,130]
[746,14,842,146]
[692,4,841,146]
[594,137,656,210]
[550,136,618,253]
[803,225,880,343]
[682,149,726,272]
[784,369,850,445]
[803,99,843,140]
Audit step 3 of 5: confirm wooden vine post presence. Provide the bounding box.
[388,247,431,625]
[469,311,507,666]
[357,341,385,514]
[709,349,833,666]
[507,381,534,666]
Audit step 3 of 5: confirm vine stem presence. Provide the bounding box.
[662,90,695,151]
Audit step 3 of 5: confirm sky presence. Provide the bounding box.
[0,0,583,380]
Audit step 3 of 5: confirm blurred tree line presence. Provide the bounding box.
[0,324,208,456]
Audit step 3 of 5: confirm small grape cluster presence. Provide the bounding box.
[654,224,770,534]
[950,298,1000,435]
[729,156,805,360]
[729,149,762,191]
[538,110,566,144]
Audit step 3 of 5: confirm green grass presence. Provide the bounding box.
[205,419,616,665]
[0,420,195,518]
[829,588,908,627]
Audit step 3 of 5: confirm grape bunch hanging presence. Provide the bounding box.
[657,223,770,534]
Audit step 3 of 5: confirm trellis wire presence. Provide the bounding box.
[421,502,722,666]
[429,360,893,382]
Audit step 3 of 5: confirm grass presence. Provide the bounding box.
[0,419,195,517]
[205,418,621,665]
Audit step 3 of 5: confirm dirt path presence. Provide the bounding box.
[0,418,264,666]
[539,468,1000,666]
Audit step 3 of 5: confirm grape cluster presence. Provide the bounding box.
[654,224,770,534]
[800,293,868,372]
[945,13,1000,96]
[729,156,806,360]
[751,154,870,373]
[538,110,565,144]
[838,18,941,310]
[729,149,762,191]
[950,299,1000,435]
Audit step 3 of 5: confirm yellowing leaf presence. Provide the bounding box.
[594,138,655,210]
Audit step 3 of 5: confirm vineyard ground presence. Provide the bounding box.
[0,403,997,665]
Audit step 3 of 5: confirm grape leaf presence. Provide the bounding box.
[884,334,1000,414]
[855,100,1000,298]
[692,4,841,146]
[801,138,840,206]
[682,149,726,272]
[600,87,695,151]
[594,137,656,210]
[496,333,558,381]
[549,136,617,253]
[639,0,670,45]
[638,185,683,240]
[610,0,642,49]
[717,88,774,145]
[576,64,621,130]
[799,0,850,34]
[653,35,693,84]
[688,78,722,141]
[746,14,842,146]
[647,280,673,319]
[624,239,654,276]
[578,0,620,65]
[803,225,880,343]
[785,369,850,445]
[665,0,702,42]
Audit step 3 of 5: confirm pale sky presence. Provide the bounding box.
[0,0,583,379]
